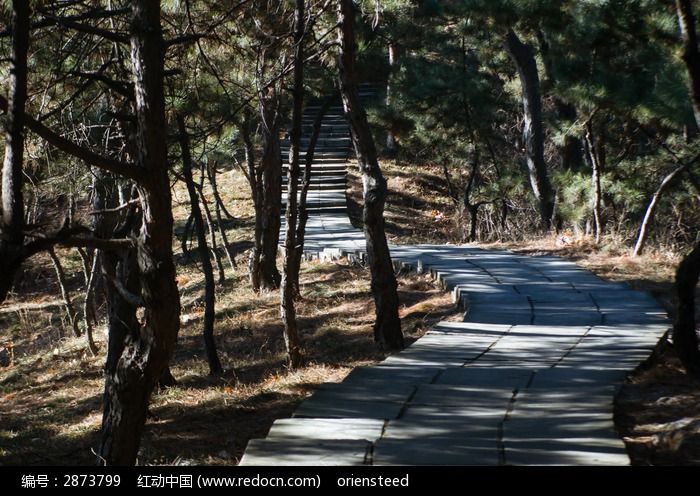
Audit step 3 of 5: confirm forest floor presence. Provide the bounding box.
[1,159,698,465]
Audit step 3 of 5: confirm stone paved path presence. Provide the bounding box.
[241,96,669,466]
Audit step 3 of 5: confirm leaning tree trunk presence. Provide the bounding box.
[280,0,306,369]
[99,1,181,465]
[337,0,404,350]
[178,116,222,375]
[206,162,237,272]
[505,29,556,230]
[257,100,283,291]
[207,160,235,220]
[633,164,686,257]
[199,187,226,284]
[677,0,700,129]
[674,242,700,374]
[0,0,29,303]
[48,248,81,338]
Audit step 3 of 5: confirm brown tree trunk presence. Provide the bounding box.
[677,0,700,129]
[258,99,282,291]
[280,0,306,369]
[206,161,237,272]
[337,0,404,350]
[0,0,30,303]
[241,111,264,292]
[206,160,235,220]
[48,248,81,338]
[292,98,332,296]
[674,242,700,374]
[99,1,181,465]
[505,29,556,229]
[178,115,222,376]
[199,186,226,284]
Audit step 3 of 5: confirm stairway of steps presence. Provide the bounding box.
[240,84,668,466]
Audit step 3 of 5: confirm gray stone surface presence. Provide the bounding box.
[266,418,385,442]
[240,439,369,466]
[240,98,670,466]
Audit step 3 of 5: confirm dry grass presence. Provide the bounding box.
[0,164,460,466]
[348,159,459,244]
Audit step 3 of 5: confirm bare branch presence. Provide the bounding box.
[0,94,144,182]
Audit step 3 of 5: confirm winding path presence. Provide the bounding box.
[242,97,669,466]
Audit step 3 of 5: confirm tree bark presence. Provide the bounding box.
[280,0,306,369]
[633,164,686,256]
[674,242,700,374]
[677,0,700,129]
[0,0,30,303]
[199,187,226,284]
[180,213,194,260]
[584,120,604,244]
[99,1,181,465]
[385,42,398,156]
[83,248,100,355]
[206,161,237,273]
[241,111,264,291]
[178,115,222,376]
[337,0,404,350]
[536,29,584,171]
[257,98,282,291]
[292,98,332,296]
[206,160,235,220]
[48,248,81,338]
[505,29,556,229]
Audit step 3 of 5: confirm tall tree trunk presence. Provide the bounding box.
[674,242,700,374]
[0,0,30,303]
[48,248,81,338]
[462,140,481,242]
[536,29,584,171]
[83,249,100,355]
[292,98,332,296]
[199,187,226,284]
[180,213,194,259]
[677,0,700,129]
[584,120,604,244]
[385,42,398,156]
[206,161,237,272]
[99,1,181,465]
[242,111,264,292]
[257,100,282,291]
[504,29,555,229]
[177,116,222,375]
[206,160,235,220]
[280,0,306,369]
[633,164,686,257]
[337,0,404,350]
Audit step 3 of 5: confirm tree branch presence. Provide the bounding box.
[0,95,144,182]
